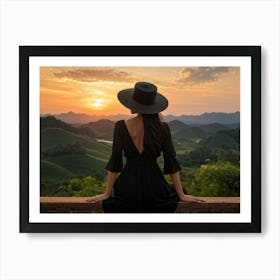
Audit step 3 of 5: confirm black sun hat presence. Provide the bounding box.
[117,82,169,114]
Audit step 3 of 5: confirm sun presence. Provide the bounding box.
[92,99,103,108]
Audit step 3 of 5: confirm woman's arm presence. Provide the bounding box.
[104,171,118,197]
[169,171,205,203]
[169,171,185,199]
[86,171,118,203]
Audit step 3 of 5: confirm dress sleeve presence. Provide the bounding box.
[105,120,123,172]
[162,122,181,174]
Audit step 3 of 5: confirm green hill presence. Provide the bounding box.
[200,128,240,151]
[176,126,206,140]
[48,153,108,178]
[40,159,75,196]
[167,120,188,131]
[223,122,240,129]
[168,120,206,142]
[198,123,228,136]
[41,127,111,151]
[41,115,96,138]
[168,120,232,140]
[41,127,112,170]
[41,159,74,182]
[40,121,113,196]
[80,119,115,140]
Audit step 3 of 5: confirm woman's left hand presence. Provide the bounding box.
[179,194,206,203]
[86,193,110,203]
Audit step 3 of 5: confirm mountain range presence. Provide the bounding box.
[41,111,240,126]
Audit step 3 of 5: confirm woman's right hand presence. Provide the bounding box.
[179,194,205,203]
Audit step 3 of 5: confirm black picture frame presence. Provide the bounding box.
[20,46,261,233]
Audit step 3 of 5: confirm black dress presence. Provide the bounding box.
[102,118,182,213]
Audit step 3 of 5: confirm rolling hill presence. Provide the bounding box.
[199,128,240,151]
[41,115,97,138]
[40,117,114,195]
[167,120,235,144]
[80,119,115,140]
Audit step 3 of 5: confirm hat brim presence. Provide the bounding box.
[117,88,169,114]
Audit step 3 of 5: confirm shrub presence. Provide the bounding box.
[189,161,240,197]
[67,176,105,197]
[219,150,240,166]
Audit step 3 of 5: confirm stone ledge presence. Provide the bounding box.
[40,197,240,213]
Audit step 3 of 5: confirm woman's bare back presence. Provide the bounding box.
[124,116,144,155]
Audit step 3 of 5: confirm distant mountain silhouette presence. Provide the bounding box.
[40,111,240,125]
[164,112,240,125]
[41,111,130,124]
[41,115,97,138]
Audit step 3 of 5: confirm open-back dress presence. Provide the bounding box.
[102,118,182,213]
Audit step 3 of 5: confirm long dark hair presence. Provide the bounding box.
[142,113,164,156]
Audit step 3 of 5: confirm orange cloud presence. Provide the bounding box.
[52,67,135,83]
[177,67,235,85]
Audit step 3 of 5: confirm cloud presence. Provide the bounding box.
[177,67,232,84]
[53,68,134,83]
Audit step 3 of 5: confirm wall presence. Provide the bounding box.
[0,0,279,279]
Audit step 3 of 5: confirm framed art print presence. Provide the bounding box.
[19,46,261,233]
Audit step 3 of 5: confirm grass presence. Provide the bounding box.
[41,127,112,152]
[41,159,74,183]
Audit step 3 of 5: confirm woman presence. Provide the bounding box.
[87,82,204,212]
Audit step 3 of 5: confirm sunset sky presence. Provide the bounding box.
[40,66,240,116]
